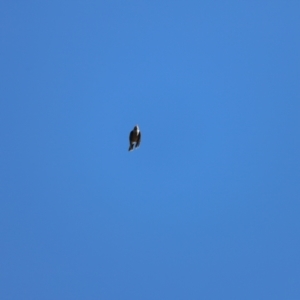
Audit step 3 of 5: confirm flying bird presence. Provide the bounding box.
[129,125,141,151]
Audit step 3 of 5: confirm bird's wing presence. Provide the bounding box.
[129,130,134,142]
[136,131,141,147]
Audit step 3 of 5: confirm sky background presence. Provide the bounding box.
[0,1,299,299]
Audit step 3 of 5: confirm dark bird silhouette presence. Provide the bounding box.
[129,125,141,151]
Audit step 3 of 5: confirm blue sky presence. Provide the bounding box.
[1,2,299,299]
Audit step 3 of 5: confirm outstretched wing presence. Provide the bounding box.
[136,131,141,147]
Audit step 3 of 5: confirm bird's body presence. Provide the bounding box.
[129,125,141,151]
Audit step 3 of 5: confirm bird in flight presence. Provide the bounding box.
[129,125,141,151]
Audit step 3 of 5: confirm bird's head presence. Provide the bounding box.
[134,125,139,132]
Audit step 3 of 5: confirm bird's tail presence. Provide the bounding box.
[128,144,134,151]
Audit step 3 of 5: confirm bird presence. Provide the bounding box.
[128,125,141,151]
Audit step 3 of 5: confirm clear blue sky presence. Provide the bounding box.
[1,2,299,299]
